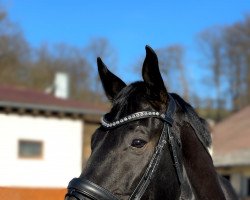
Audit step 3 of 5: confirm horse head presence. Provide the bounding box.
[65,46,236,200]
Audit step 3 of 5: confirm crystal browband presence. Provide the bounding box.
[101,111,173,129]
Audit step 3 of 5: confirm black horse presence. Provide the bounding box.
[65,46,238,200]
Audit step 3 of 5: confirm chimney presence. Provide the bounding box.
[54,72,69,99]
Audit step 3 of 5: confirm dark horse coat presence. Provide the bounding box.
[65,46,238,200]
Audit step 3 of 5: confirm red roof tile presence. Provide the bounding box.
[212,106,250,166]
[0,85,108,114]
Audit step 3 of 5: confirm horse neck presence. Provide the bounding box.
[180,122,226,200]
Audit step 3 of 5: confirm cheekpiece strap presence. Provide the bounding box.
[129,95,179,200]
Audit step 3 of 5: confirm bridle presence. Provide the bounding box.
[65,95,184,200]
[65,95,183,200]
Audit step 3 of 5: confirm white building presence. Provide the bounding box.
[0,86,106,200]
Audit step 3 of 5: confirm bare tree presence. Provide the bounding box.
[157,45,190,100]
[84,38,118,102]
[198,27,224,120]
[198,15,250,113]
[29,43,94,101]
[223,17,250,111]
[0,5,30,87]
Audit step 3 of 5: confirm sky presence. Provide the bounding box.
[2,0,250,98]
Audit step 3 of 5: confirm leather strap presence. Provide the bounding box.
[129,95,181,199]
[167,126,184,184]
[65,178,119,200]
[128,123,168,200]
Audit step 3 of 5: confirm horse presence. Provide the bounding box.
[65,46,238,200]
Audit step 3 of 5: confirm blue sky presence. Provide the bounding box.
[2,0,250,98]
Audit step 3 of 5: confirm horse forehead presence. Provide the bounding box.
[111,97,150,119]
[116,82,148,102]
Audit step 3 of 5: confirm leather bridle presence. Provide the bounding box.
[65,95,184,200]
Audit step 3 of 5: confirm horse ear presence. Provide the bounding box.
[142,45,168,101]
[97,57,126,102]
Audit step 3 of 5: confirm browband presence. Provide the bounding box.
[101,95,176,129]
[101,111,174,128]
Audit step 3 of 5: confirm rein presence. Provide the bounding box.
[65,95,184,200]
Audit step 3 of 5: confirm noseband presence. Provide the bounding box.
[65,95,183,200]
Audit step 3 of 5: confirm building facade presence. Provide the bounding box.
[0,86,106,200]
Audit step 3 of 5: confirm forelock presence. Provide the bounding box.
[106,81,150,121]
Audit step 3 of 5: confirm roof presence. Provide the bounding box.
[212,106,250,167]
[0,86,107,117]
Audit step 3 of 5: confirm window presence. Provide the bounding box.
[18,140,43,159]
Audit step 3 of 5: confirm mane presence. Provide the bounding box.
[170,93,212,147]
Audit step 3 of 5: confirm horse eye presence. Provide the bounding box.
[131,139,147,148]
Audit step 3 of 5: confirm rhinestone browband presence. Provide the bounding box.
[101,111,166,129]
